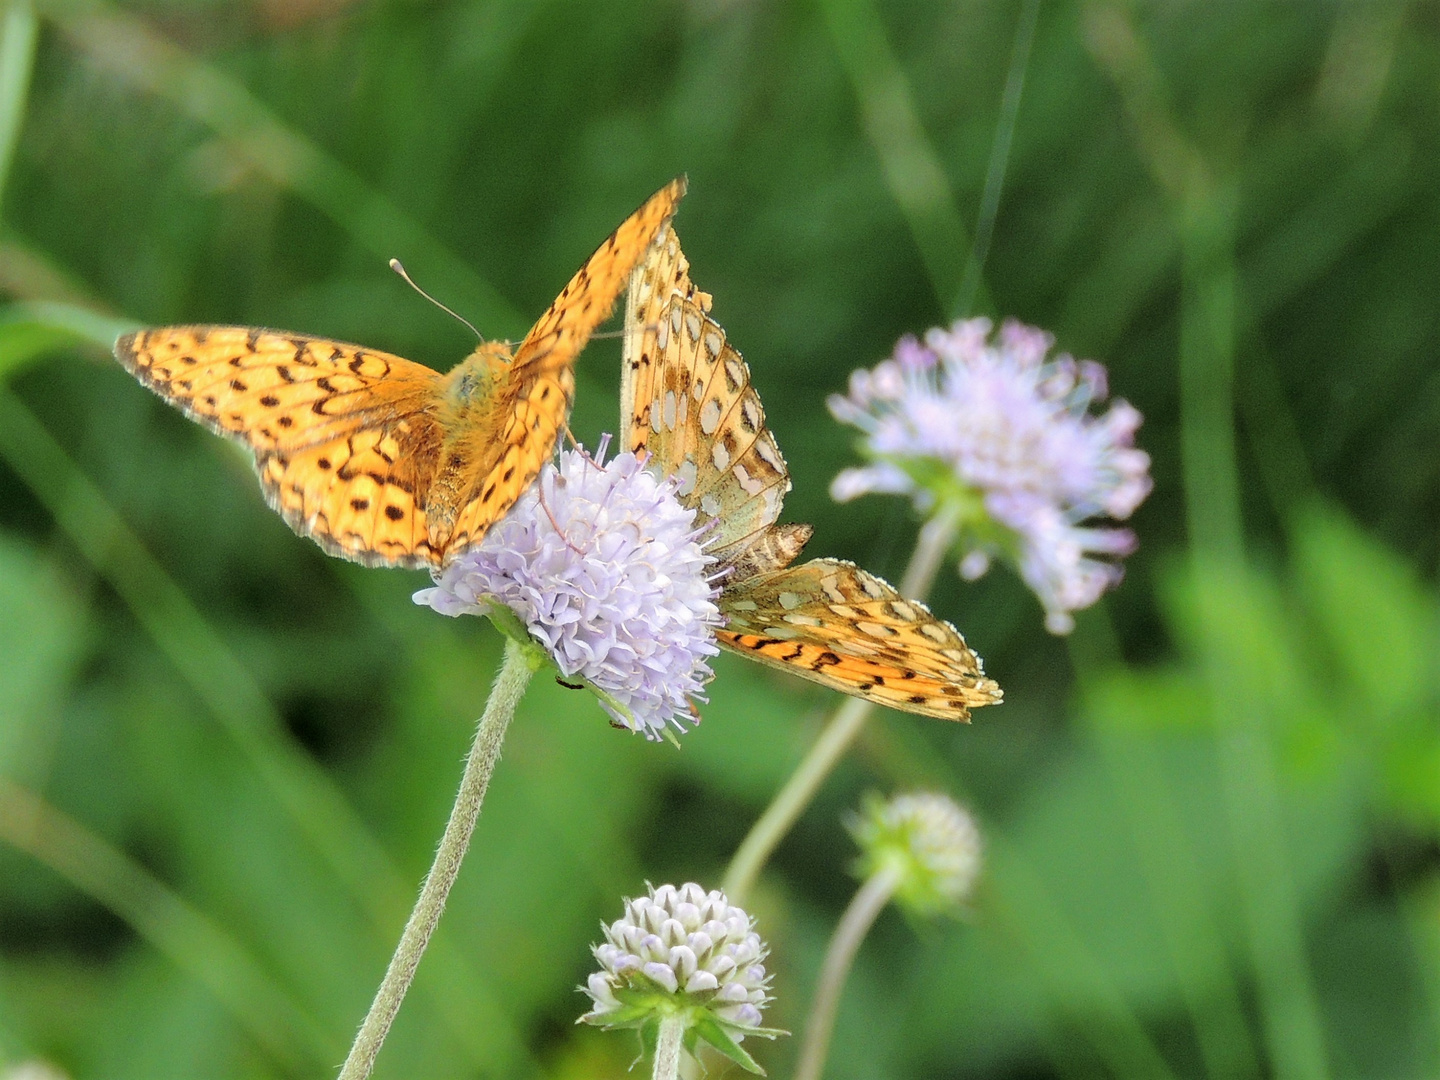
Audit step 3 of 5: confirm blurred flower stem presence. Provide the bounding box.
[794,863,902,1080]
[339,638,538,1080]
[722,509,958,902]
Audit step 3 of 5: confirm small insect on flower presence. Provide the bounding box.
[582,882,784,1075]
[849,791,982,918]
[828,318,1153,634]
[621,225,1001,722]
[414,442,721,740]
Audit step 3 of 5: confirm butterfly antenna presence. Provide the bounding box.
[389,259,485,343]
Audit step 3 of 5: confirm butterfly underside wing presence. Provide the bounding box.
[620,223,1001,720]
[115,177,687,568]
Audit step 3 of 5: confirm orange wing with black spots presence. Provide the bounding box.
[621,226,1001,721]
[718,560,1002,721]
[114,179,685,568]
[115,326,446,567]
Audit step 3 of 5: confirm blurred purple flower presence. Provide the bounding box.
[415,442,720,738]
[829,318,1152,633]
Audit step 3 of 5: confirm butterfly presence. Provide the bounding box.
[620,224,1002,721]
[113,178,686,569]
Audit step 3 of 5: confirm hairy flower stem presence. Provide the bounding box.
[722,511,959,902]
[338,639,536,1080]
[653,1015,687,1080]
[794,863,904,1080]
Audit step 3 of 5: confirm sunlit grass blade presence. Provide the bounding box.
[1071,607,1260,1080]
[0,0,37,204]
[955,0,1040,318]
[987,837,1180,1080]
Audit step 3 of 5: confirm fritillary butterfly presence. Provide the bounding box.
[114,178,686,568]
[620,223,1002,721]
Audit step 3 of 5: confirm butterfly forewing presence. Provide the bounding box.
[442,363,576,554]
[718,560,1002,721]
[116,326,446,567]
[621,282,790,555]
[621,220,711,451]
[514,177,688,378]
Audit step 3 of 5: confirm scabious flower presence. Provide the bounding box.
[582,882,781,1074]
[414,442,721,739]
[828,318,1152,633]
[849,792,981,917]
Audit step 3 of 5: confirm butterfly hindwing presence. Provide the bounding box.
[116,326,446,567]
[717,559,1002,721]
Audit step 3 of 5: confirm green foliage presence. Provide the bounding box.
[0,2,1437,1079]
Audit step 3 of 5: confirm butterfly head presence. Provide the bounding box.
[445,340,515,408]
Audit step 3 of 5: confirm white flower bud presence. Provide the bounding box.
[581,882,779,1067]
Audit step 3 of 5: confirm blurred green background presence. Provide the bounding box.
[1,1,1438,1078]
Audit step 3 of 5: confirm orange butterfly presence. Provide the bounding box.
[620,225,1001,721]
[114,178,686,568]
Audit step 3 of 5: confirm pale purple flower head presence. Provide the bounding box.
[414,442,721,738]
[829,318,1152,633]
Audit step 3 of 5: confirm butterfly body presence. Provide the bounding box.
[622,224,1002,721]
[116,178,685,568]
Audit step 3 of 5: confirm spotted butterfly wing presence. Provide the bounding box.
[620,228,1001,720]
[621,228,790,564]
[115,326,448,566]
[621,219,710,457]
[115,178,686,568]
[719,560,1002,720]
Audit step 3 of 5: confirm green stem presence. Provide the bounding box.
[722,511,958,902]
[653,1015,687,1080]
[338,639,536,1080]
[794,864,902,1080]
[0,0,38,207]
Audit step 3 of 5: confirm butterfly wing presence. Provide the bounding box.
[621,220,712,449]
[621,289,791,560]
[115,325,447,567]
[440,177,688,555]
[620,230,1002,720]
[718,559,1002,721]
